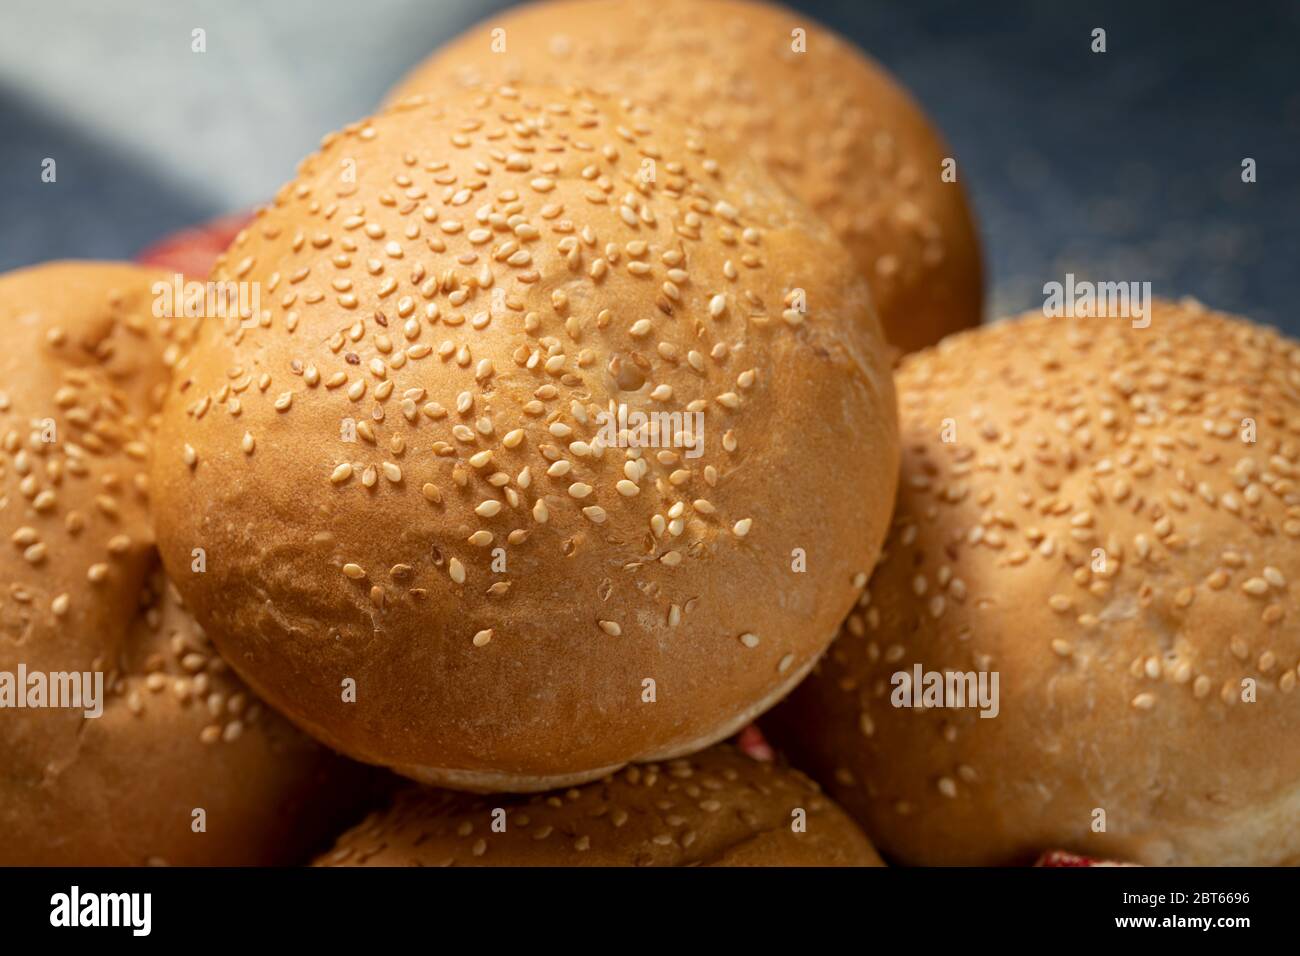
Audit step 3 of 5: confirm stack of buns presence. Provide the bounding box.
[6,0,1292,868]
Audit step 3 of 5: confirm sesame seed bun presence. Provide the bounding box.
[765,300,1300,866]
[386,0,984,353]
[149,85,899,791]
[0,262,373,865]
[316,744,883,866]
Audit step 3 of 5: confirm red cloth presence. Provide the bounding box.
[1035,850,1139,867]
[136,212,252,277]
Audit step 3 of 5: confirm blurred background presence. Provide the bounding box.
[1,0,1297,330]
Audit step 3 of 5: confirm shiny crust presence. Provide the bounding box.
[149,86,899,787]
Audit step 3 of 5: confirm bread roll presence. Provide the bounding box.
[388,0,983,352]
[149,85,899,791]
[0,262,371,865]
[317,744,882,866]
[766,300,1300,866]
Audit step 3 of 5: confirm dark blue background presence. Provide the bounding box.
[1,0,1296,331]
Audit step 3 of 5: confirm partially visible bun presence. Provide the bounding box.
[317,744,882,866]
[0,263,179,704]
[5,569,375,866]
[767,300,1300,866]
[388,0,983,351]
[0,263,372,865]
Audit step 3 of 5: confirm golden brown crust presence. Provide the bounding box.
[0,262,372,865]
[316,744,882,866]
[1,262,173,698]
[149,85,899,788]
[766,300,1300,866]
[387,0,983,352]
[5,570,375,866]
